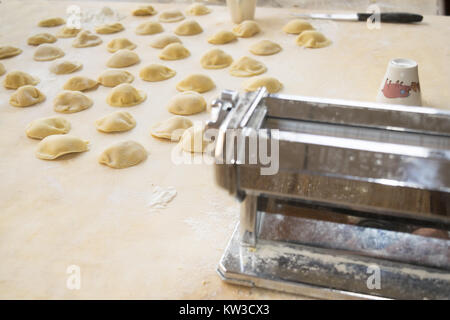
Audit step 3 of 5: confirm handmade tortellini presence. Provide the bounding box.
[106,83,147,107]
[282,19,314,34]
[33,44,64,61]
[27,33,57,46]
[95,22,124,34]
[0,46,22,59]
[95,111,136,133]
[38,17,65,27]
[150,34,182,49]
[26,116,71,139]
[4,71,39,89]
[159,9,185,23]
[232,20,260,38]
[296,30,331,48]
[98,69,134,87]
[135,21,164,35]
[53,90,93,113]
[180,125,208,153]
[107,38,137,53]
[98,140,147,169]
[10,85,46,107]
[72,30,102,48]
[151,116,193,141]
[167,91,206,115]
[132,5,157,16]
[250,40,281,55]
[229,56,267,77]
[50,60,82,74]
[159,43,190,60]
[63,76,98,91]
[56,26,81,38]
[36,135,89,160]
[0,63,5,76]
[207,30,237,45]
[243,76,283,93]
[106,49,140,68]
[176,74,215,93]
[200,49,233,69]
[174,20,203,36]
[139,64,176,82]
[186,3,211,16]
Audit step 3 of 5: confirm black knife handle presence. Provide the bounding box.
[358,12,423,23]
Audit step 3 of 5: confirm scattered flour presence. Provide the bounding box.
[66,5,126,29]
[147,186,177,211]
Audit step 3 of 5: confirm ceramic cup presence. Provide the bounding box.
[376,58,422,106]
[227,0,256,24]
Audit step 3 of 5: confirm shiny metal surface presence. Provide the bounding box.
[291,13,359,21]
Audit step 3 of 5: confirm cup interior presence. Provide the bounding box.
[390,58,418,68]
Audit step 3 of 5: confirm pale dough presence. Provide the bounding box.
[200,49,233,69]
[0,46,22,59]
[296,30,331,48]
[0,63,5,76]
[33,44,64,61]
[132,5,157,16]
[159,43,190,60]
[186,3,211,16]
[180,125,208,153]
[95,22,124,34]
[9,85,46,107]
[176,74,215,93]
[282,19,314,34]
[106,83,147,107]
[98,69,134,87]
[38,17,65,27]
[150,34,182,49]
[233,20,260,38]
[243,76,283,93]
[95,111,136,133]
[3,71,39,89]
[63,76,98,91]
[106,49,140,68]
[56,26,81,38]
[151,116,193,141]
[229,56,267,77]
[159,9,185,23]
[27,33,57,46]
[26,116,71,139]
[107,38,137,53]
[53,90,93,113]
[72,30,102,48]
[250,40,281,56]
[208,30,237,45]
[167,91,206,115]
[139,64,176,82]
[50,60,82,74]
[36,135,89,160]
[98,140,147,169]
[174,20,203,36]
[135,21,164,35]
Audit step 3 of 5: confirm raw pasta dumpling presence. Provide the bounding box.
[200,49,233,69]
[243,76,283,93]
[4,71,39,89]
[283,19,314,34]
[159,43,190,60]
[132,5,157,16]
[33,44,64,61]
[296,30,331,48]
[50,60,82,74]
[233,20,260,38]
[135,21,164,35]
[151,116,193,141]
[98,69,134,87]
[95,111,136,133]
[139,64,176,82]
[36,135,89,160]
[174,20,203,36]
[186,3,211,16]
[208,30,237,45]
[0,63,5,76]
[250,40,281,55]
[107,38,137,53]
[176,74,215,93]
[38,17,65,27]
[56,26,81,38]
[73,30,102,48]
[63,76,98,91]
[27,33,57,46]
[229,56,267,77]
[167,91,206,115]
[26,116,71,139]
[180,125,208,153]
[159,9,185,23]
[98,140,147,169]
[95,22,124,34]
[53,90,93,113]
[10,85,46,107]
[106,49,140,68]
[106,83,147,107]
[150,34,181,49]
[0,46,22,59]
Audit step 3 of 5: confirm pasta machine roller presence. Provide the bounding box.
[206,88,450,300]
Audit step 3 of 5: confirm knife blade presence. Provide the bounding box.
[291,12,423,23]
